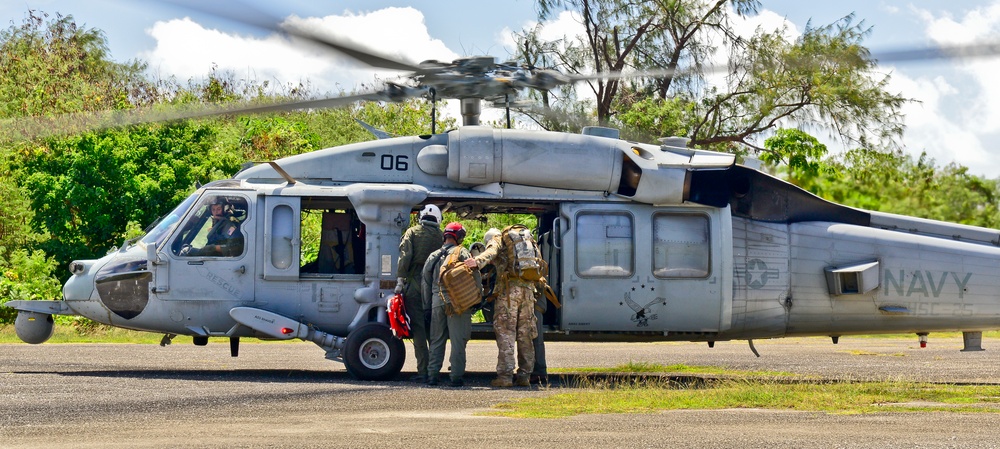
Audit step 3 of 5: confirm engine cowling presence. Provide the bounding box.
[15,311,55,344]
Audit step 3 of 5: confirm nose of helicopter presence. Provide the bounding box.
[62,252,152,322]
[63,260,97,301]
[61,259,103,318]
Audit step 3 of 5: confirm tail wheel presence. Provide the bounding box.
[344,322,406,380]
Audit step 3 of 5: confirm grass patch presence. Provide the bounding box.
[552,361,793,377]
[486,379,1000,418]
[0,323,167,344]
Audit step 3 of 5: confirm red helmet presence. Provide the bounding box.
[443,222,466,241]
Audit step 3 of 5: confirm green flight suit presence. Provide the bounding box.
[396,220,443,378]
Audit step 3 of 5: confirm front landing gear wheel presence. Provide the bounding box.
[344,322,406,380]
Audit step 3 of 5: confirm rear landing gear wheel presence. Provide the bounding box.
[344,322,405,380]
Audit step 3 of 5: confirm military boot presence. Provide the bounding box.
[490,376,513,388]
[514,374,530,387]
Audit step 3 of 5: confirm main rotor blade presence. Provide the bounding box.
[564,67,687,83]
[162,0,423,72]
[1,90,418,142]
[872,40,1000,64]
[553,38,1000,89]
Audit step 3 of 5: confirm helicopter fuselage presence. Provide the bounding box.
[10,125,1000,378]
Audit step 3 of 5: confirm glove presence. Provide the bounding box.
[394,277,405,294]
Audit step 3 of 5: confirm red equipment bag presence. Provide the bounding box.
[387,293,411,339]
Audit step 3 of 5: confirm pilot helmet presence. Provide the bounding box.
[419,204,442,224]
[209,197,229,212]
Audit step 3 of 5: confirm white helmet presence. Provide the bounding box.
[484,228,501,245]
[419,204,442,224]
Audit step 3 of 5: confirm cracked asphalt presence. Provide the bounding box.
[3,335,1000,448]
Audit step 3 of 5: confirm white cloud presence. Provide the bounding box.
[730,8,799,42]
[499,10,585,52]
[283,8,456,68]
[886,71,992,168]
[920,3,1000,45]
[899,2,1000,176]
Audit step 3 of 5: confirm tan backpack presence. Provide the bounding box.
[502,224,547,282]
[439,247,482,316]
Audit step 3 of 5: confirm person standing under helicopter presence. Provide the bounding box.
[421,222,480,387]
[466,227,537,388]
[395,204,443,383]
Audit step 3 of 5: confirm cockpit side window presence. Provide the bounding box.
[172,194,249,257]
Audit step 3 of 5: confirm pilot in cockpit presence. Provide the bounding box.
[178,196,244,257]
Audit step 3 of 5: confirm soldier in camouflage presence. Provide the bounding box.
[467,227,538,387]
[395,204,443,383]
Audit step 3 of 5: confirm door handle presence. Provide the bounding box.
[235,265,246,274]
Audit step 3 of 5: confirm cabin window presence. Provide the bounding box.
[575,212,633,277]
[652,213,710,278]
[171,194,248,258]
[299,198,365,276]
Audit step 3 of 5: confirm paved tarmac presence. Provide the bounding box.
[3,335,1000,448]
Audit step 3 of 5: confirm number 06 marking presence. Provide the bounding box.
[380,155,408,171]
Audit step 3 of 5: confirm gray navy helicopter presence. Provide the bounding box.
[7,8,1000,380]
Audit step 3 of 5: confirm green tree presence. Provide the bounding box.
[689,15,905,154]
[525,1,905,159]
[0,249,62,322]
[531,0,760,125]
[17,122,224,277]
[777,147,1000,228]
[0,10,154,319]
[615,96,694,142]
[762,128,831,188]
[0,11,155,120]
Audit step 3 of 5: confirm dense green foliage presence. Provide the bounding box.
[0,11,155,119]
[19,123,225,269]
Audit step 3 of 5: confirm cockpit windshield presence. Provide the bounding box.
[140,193,200,247]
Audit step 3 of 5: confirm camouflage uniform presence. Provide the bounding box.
[474,232,538,386]
[422,242,481,384]
[531,281,547,383]
[396,219,443,379]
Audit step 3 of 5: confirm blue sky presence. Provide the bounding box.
[3,1,1000,177]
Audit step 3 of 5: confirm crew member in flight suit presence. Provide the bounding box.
[191,199,243,257]
[395,204,443,383]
